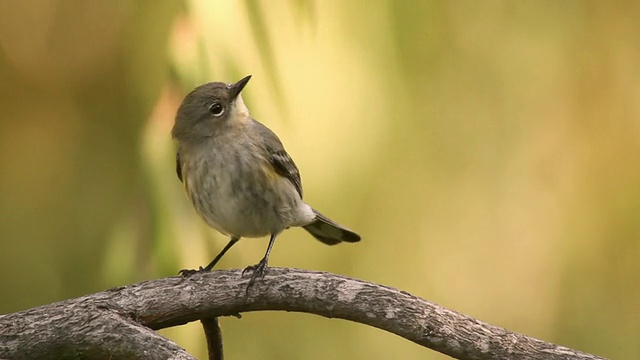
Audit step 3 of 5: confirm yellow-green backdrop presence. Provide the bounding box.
[0,1,638,359]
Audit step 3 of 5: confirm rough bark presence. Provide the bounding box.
[0,268,606,360]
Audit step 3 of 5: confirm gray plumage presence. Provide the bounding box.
[172,75,360,279]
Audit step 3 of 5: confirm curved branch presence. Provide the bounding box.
[0,268,604,360]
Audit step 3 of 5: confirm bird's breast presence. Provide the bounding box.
[181,143,306,238]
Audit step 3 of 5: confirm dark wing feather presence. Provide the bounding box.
[271,149,303,198]
[176,151,183,182]
[253,120,303,199]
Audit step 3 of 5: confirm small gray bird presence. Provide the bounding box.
[172,75,360,284]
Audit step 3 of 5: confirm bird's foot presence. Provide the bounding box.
[178,266,207,277]
[242,259,269,291]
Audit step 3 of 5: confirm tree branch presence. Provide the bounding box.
[0,268,605,360]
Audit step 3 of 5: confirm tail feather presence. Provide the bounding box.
[303,208,361,245]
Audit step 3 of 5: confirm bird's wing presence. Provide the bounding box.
[253,120,303,199]
[271,149,303,199]
[176,151,183,182]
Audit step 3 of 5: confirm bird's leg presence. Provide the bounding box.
[179,236,240,276]
[203,236,241,271]
[243,233,278,288]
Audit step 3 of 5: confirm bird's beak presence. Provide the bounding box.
[230,75,252,100]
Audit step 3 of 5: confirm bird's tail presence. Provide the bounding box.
[303,208,361,245]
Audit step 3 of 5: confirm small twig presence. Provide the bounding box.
[201,317,224,360]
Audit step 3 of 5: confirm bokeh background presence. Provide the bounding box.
[1,1,638,359]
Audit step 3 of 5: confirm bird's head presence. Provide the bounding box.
[172,75,252,142]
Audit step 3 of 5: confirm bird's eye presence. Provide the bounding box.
[209,103,225,116]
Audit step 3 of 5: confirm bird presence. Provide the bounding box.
[171,75,360,285]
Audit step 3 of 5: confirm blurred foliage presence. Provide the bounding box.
[1,1,639,359]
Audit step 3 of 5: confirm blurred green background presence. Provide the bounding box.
[1,1,638,359]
